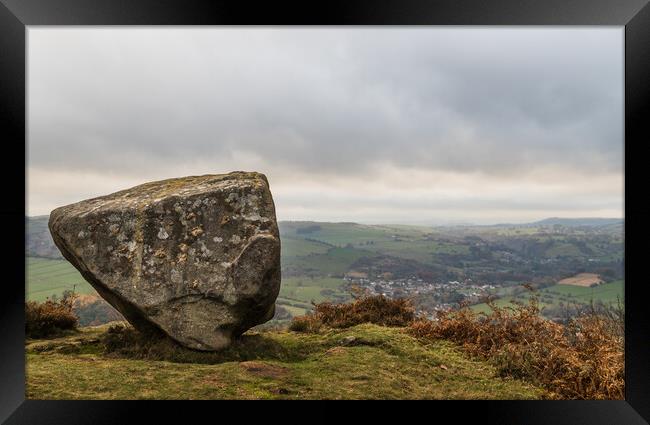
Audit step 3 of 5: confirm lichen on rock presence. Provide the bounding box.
[48,171,281,351]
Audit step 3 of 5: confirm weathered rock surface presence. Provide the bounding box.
[49,171,281,351]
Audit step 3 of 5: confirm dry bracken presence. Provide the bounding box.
[408,296,624,400]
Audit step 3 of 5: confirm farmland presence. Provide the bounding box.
[471,280,624,318]
[26,257,95,302]
[558,272,603,287]
[26,216,624,324]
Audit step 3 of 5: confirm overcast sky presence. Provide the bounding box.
[27,27,623,225]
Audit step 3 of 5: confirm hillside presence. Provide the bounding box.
[26,215,625,324]
[26,323,544,400]
[25,215,61,259]
[528,217,623,227]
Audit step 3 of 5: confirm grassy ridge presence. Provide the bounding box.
[26,323,544,400]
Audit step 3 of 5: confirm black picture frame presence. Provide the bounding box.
[1,0,648,423]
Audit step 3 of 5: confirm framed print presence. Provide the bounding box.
[1,0,649,423]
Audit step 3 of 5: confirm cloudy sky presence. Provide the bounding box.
[27,27,623,225]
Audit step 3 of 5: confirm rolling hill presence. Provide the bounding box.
[25,216,624,323]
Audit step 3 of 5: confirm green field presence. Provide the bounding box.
[368,239,470,264]
[279,276,347,304]
[543,242,584,258]
[26,257,96,301]
[471,280,624,315]
[282,246,372,276]
[281,222,397,246]
[540,280,624,304]
[279,304,308,317]
[280,237,331,258]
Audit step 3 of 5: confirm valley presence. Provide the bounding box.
[26,216,624,324]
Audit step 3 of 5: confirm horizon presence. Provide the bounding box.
[26,213,624,228]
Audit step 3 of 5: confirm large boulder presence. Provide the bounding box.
[49,171,281,351]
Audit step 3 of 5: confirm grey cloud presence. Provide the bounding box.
[27,28,623,221]
[28,28,622,178]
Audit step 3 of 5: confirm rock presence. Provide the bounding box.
[48,171,281,351]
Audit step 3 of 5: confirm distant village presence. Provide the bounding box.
[343,273,496,318]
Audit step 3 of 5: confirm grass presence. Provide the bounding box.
[280,286,329,303]
[544,242,584,258]
[279,276,348,304]
[26,323,544,400]
[282,222,396,246]
[542,280,624,303]
[282,246,372,276]
[26,257,96,301]
[368,239,470,264]
[276,297,313,310]
[280,237,331,258]
[279,305,308,317]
